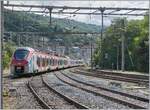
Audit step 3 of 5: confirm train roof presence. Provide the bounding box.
[15,47,71,59]
[16,47,35,51]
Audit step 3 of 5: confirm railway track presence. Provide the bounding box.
[61,71,149,102]
[97,70,149,80]
[55,72,148,109]
[71,69,149,85]
[27,75,88,109]
[27,78,51,109]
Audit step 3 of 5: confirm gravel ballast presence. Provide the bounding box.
[3,76,42,109]
[65,69,149,99]
[44,73,131,109]
[30,76,77,109]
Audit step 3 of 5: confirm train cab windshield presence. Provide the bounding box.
[14,49,29,60]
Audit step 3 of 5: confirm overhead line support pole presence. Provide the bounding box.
[121,19,125,71]
[100,8,105,69]
[48,8,52,26]
[0,1,3,109]
[117,45,119,70]
[90,35,93,69]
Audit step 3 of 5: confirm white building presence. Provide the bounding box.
[80,45,96,65]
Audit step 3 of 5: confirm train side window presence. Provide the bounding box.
[45,58,47,67]
[44,58,46,66]
[37,57,39,66]
[50,58,51,65]
[36,57,38,66]
[51,58,53,66]
[50,58,52,66]
[54,59,56,66]
[64,60,66,65]
[44,58,46,67]
[53,59,54,66]
[60,60,62,65]
[52,58,54,66]
[45,58,47,66]
[48,58,50,66]
[40,57,42,67]
[54,59,56,65]
[43,58,44,67]
[58,60,60,65]
[41,58,42,67]
[56,59,58,65]
[42,58,44,67]
[47,58,48,65]
[55,59,57,66]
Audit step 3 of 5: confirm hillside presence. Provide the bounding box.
[4,10,101,47]
[4,10,100,33]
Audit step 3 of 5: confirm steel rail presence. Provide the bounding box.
[55,73,147,109]
[71,70,149,84]
[27,78,51,109]
[97,70,149,80]
[61,71,149,102]
[42,75,89,109]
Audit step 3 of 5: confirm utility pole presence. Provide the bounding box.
[32,35,35,48]
[43,36,44,49]
[18,35,21,46]
[121,19,125,71]
[49,8,52,26]
[25,35,27,46]
[0,1,3,108]
[116,45,119,70]
[90,35,93,69]
[100,8,105,69]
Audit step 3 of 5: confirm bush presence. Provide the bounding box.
[2,42,16,69]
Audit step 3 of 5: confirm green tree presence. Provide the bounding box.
[94,16,149,73]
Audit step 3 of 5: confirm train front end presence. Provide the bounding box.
[10,48,30,76]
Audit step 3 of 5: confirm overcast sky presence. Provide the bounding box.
[5,0,149,26]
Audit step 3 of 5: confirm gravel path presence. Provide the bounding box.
[65,69,149,98]
[44,73,131,109]
[30,76,76,109]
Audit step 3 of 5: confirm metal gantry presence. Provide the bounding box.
[3,4,148,16]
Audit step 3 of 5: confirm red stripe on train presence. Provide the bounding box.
[11,59,28,66]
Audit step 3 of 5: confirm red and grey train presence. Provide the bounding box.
[10,47,83,76]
